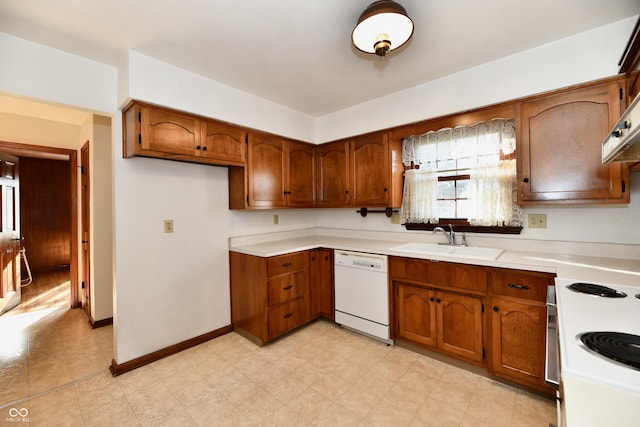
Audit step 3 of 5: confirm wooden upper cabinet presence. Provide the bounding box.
[351,133,390,206]
[519,80,629,204]
[316,132,397,207]
[140,106,200,156]
[287,140,316,207]
[317,140,350,207]
[200,120,246,164]
[247,132,287,208]
[239,134,317,209]
[123,101,246,167]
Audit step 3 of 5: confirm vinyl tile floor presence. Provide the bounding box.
[0,271,557,426]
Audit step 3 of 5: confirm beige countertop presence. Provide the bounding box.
[230,235,640,287]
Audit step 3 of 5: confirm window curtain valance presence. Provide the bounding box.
[400,118,522,227]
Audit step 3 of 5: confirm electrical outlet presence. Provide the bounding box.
[390,212,401,224]
[528,214,547,229]
[164,219,174,233]
[273,214,279,225]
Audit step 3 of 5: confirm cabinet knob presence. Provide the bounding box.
[493,306,499,312]
[345,190,349,194]
[324,256,329,261]
[429,297,435,302]
[383,187,388,192]
[523,177,529,183]
[196,145,201,150]
[202,146,207,151]
[436,298,441,303]
[311,257,316,261]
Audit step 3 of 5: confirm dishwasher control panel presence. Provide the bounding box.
[334,250,387,272]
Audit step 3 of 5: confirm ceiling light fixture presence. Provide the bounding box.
[351,0,414,60]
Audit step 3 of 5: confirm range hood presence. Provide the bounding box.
[602,92,640,163]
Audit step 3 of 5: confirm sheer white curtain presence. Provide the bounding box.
[400,118,522,226]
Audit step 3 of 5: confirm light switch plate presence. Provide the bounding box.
[273,214,279,225]
[164,219,174,233]
[528,214,547,229]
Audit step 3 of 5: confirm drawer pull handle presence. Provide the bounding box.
[283,285,293,291]
[508,283,530,290]
[283,312,293,319]
[282,262,292,267]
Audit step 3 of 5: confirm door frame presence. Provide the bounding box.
[0,141,79,308]
[81,141,91,317]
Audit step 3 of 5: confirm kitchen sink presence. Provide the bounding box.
[390,242,504,260]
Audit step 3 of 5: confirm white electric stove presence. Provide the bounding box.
[555,277,640,427]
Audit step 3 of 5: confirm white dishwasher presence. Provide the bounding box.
[334,250,392,344]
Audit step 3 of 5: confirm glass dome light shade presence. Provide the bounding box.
[351,1,414,56]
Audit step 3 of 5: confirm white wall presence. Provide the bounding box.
[92,115,114,321]
[125,51,317,143]
[113,156,231,363]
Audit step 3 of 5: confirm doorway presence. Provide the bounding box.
[0,141,79,310]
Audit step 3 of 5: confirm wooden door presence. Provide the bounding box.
[0,154,21,315]
[81,142,91,318]
[140,106,200,156]
[247,132,286,208]
[287,140,316,207]
[491,296,547,387]
[316,140,350,206]
[309,249,333,319]
[200,119,246,165]
[350,133,390,206]
[436,292,483,363]
[519,81,628,204]
[396,283,437,348]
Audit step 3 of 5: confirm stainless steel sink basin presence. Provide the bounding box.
[390,242,504,260]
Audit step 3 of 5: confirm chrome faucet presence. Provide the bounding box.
[433,224,467,246]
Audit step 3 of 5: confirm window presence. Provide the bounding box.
[400,118,522,229]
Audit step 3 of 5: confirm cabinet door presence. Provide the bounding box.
[491,296,546,388]
[519,82,628,204]
[436,292,483,363]
[309,249,333,319]
[247,132,287,208]
[350,133,390,206]
[200,120,246,165]
[396,283,437,348]
[287,140,316,207]
[316,140,350,206]
[140,106,200,156]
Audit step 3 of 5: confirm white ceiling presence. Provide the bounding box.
[0,0,639,117]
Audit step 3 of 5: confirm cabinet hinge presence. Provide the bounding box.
[246,195,249,203]
[138,111,141,122]
[80,166,85,174]
[138,133,142,145]
[481,303,484,314]
[620,87,624,100]
[622,180,626,193]
[245,134,248,144]
[482,347,486,359]
[81,281,85,289]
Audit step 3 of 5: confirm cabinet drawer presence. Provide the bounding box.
[268,297,309,338]
[490,269,554,302]
[267,252,308,277]
[268,271,306,306]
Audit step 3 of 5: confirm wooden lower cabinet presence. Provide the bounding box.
[489,268,555,393]
[309,249,334,319]
[395,282,484,364]
[491,296,547,389]
[230,251,310,344]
